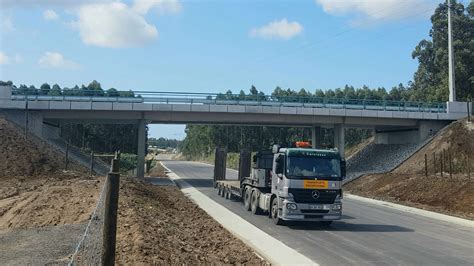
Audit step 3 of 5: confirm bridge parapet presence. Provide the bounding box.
[1,86,471,122]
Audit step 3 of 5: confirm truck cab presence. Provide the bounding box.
[269,145,345,225]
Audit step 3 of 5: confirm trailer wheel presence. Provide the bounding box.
[250,189,262,215]
[243,187,251,211]
[220,185,225,198]
[225,188,230,199]
[271,197,284,225]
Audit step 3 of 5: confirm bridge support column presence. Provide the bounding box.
[334,124,345,158]
[137,119,147,178]
[311,126,322,149]
[0,85,12,99]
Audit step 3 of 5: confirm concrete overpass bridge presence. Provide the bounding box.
[0,86,471,178]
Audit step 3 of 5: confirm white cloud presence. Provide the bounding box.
[0,52,10,65]
[76,2,159,48]
[0,16,14,33]
[0,52,22,65]
[315,0,436,24]
[0,0,109,8]
[38,51,80,69]
[43,9,59,20]
[249,18,303,40]
[133,0,182,14]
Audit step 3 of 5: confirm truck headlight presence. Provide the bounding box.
[332,204,342,210]
[286,203,297,210]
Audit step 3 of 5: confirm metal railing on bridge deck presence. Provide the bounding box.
[10,89,447,113]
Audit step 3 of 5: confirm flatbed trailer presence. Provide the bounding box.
[216,180,242,199]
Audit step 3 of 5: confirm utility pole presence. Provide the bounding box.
[448,0,456,102]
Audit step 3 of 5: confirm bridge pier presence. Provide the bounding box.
[311,126,322,149]
[334,124,345,158]
[137,119,147,178]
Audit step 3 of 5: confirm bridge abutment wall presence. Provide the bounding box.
[375,120,449,145]
[1,109,44,139]
[0,85,12,99]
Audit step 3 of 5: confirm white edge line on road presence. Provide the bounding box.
[160,162,317,266]
[345,193,474,228]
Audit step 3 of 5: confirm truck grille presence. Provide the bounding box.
[300,209,329,214]
[288,189,338,204]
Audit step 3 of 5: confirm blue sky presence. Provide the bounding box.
[0,0,453,139]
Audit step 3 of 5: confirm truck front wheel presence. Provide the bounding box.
[271,198,284,225]
[243,187,251,211]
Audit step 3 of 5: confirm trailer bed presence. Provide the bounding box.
[215,180,242,199]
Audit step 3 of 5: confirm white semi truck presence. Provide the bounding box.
[215,142,345,225]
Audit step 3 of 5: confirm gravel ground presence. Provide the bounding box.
[0,224,86,265]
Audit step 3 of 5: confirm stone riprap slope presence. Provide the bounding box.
[345,142,423,183]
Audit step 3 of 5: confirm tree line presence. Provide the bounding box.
[1,80,135,97]
[148,137,181,149]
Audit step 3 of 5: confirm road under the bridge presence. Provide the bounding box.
[160,160,473,265]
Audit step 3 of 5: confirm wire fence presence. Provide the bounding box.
[68,174,109,265]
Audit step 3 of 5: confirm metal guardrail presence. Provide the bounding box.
[10,89,447,113]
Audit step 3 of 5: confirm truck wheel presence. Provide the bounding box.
[250,189,262,215]
[271,197,284,225]
[243,187,251,211]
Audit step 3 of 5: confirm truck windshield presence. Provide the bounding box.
[286,156,341,180]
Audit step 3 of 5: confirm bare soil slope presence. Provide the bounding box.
[345,119,474,219]
[116,167,266,264]
[0,118,100,231]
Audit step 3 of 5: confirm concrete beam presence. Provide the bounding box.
[137,119,147,178]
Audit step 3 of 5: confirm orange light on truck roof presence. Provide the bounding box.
[295,141,311,148]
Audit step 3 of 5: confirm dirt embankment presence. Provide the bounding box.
[116,166,266,265]
[345,119,474,219]
[1,117,266,264]
[0,118,100,231]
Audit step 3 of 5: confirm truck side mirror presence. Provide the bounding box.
[341,160,346,178]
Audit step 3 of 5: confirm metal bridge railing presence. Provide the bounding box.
[10,89,447,113]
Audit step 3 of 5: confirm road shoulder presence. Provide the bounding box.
[345,193,474,228]
[161,163,317,266]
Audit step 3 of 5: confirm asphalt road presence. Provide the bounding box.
[161,160,474,265]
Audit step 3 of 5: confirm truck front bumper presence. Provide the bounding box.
[280,199,342,221]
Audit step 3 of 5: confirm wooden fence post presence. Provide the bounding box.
[449,150,452,178]
[101,158,120,266]
[467,155,471,179]
[90,151,94,178]
[65,142,69,171]
[441,152,444,178]
[24,100,29,139]
[424,154,428,177]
